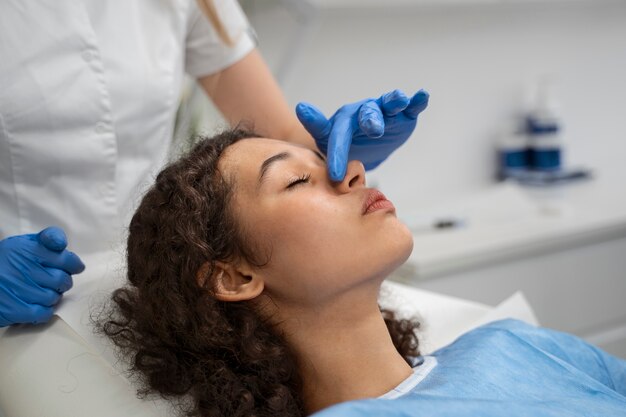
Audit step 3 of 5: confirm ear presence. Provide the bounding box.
[197,261,264,302]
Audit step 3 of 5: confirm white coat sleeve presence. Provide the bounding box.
[184,0,257,78]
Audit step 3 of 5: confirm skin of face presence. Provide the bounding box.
[218,138,414,310]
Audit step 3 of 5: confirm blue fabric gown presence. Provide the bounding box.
[313,319,626,417]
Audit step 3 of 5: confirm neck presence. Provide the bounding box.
[275,287,413,414]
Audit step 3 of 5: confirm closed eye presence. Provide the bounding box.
[286,173,311,190]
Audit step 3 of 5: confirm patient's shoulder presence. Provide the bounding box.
[478,318,534,332]
[469,319,611,371]
[473,318,578,350]
[462,318,542,341]
[440,318,581,360]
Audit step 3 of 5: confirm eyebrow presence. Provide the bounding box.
[258,149,326,186]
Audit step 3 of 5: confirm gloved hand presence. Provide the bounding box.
[0,226,85,327]
[296,89,429,181]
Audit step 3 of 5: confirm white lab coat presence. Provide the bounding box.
[0,0,255,254]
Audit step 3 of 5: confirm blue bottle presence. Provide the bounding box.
[497,124,529,180]
[526,79,563,172]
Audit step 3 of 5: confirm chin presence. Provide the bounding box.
[376,223,414,278]
[395,224,414,265]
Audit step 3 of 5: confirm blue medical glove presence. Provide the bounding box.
[296,89,429,181]
[0,227,85,327]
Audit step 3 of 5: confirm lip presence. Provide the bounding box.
[362,189,395,215]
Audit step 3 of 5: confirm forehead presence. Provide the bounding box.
[222,137,288,165]
[219,138,311,176]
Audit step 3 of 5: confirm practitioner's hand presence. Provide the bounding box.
[296,89,429,181]
[0,227,85,327]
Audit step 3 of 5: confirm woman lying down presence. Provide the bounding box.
[100,129,626,417]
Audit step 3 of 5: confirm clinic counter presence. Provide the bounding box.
[396,176,626,280]
[391,175,626,358]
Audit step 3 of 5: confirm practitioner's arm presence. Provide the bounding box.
[199,49,315,149]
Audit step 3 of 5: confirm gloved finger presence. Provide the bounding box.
[358,101,385,138]
[296,102,332,140]
[403,89,430,119]
[0,290,54,325]
[380,89,410,117]
[37,226,68,252]
[29,302,56,324]
[0,312,11,327]
[1,264,62,305]
[39,249,85,275]
[326,113,356,181]
[29,265,73,293]
[4,273,62,306]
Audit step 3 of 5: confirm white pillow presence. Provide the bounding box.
[380,280,538,353]
[0,316,169,417]
[0,275,537,417]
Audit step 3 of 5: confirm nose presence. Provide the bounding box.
[334,160,366,194]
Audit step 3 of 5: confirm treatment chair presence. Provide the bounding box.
[0,251,537,417]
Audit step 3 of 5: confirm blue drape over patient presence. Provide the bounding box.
[313,319,626,417]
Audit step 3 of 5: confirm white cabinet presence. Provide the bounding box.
[391,179,626,358]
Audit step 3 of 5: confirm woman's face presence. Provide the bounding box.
[219,138,413,307]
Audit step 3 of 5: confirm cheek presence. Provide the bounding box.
[262,195,354,259]
[239,193,353,279]
[253,195,413,277]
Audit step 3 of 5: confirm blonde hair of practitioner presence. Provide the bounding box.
[196,0,234,46]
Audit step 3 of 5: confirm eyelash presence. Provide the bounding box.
[286,173,311,190]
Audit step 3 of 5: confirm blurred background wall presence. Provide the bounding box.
[230,0,626,213]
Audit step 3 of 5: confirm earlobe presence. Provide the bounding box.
[201,261,264,302]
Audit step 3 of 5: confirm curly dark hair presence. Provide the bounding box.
[98,128,421,417]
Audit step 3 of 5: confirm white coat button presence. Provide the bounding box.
[82,50,94,62]
[95,122,107,133]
